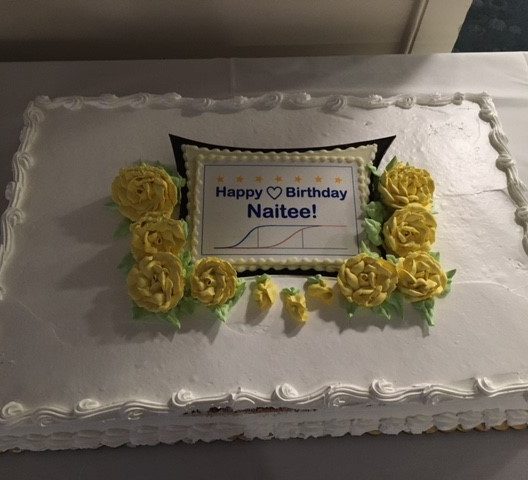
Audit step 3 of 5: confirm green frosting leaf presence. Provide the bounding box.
[281,287,300,297]
[429,251,440,261]
[181,219,189,239]
[364,201,389,224]
[372,303,392,321]
[113,217,132,238]
[413,298,436,326]
[386,254,399,265]
[367,164,381,177]
[171,175,186,188]
[385,156,399,172]
[382,291,404,320]
[364,218,383,246]
[360,241,381,259]
[439,269,457,298]
[180,250,194,277]
[132,304,152,320]
[118,252,136,274]
[255,274,271,285]
[105,199,119,210]
[176,296,200,316]
[165,309,182,329]
[345,302,358,319]
[306,274,323,286]
[211,280,246,322]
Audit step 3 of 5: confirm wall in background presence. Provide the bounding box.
[2,0,470,60]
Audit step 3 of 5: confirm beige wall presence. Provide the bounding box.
[1,0,471,60]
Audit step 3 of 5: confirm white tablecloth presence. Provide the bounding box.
[1,52,528,479]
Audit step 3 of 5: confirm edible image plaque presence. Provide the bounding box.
[184,146,376,271]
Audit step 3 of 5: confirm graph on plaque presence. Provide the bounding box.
[215,224,350,251]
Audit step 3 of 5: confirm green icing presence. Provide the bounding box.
[413,298,436,326]
[113,217,132,238]
[170,175,186,189]
[429,251,441,261]
[345,302,358,319]
[367,164,382,177]
[371,292,403,321]
[364,218,383,246]
[281,287,300,297]
[384,156,399,172]
[211,280,246,322]
[104,199,119,210]
[364,201,389,224]
[439,269,457,298]
[360,241,381,259]
[255,274,271,285]
[386,254,399,265]
[180,250,194,278]
[132,304,152,320]
[181,219,189,239]
[165,309,182,329]
[305,274,323,286]
[118,251,136,274]
[176,296,200,316]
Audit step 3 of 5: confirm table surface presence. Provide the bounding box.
[1,52,528,479]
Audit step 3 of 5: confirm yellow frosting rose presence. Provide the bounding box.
[306,276,334,304]
[191,257,237,306]
[383,204,436,257]
[131,213,186,261]
[111,165,178,221]
[282,289,308,323]
[127,252,185,313]
[252,275,278,310]
[379,161,434,210]
[397,252,447,302]
[337,253,398,308]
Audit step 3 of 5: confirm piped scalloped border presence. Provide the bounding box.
[2,376,528,431]
[1,91,527,298]
[1,378,528,451]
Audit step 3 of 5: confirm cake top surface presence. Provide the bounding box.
[0,91,527,422]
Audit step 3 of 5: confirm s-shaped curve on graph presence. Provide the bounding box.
[215,224,347,250]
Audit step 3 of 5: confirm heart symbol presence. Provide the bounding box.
[266,186,283,200]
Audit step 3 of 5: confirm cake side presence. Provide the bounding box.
[0,92,527,451]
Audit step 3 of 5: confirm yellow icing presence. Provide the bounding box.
[383,203,436,257]
[190,257,238,307]
[397,252,447,302]
[337,253,398,308]
[131,213,186,261]
[111,164,178,221]
[253,276,278,310]
[283,290,308,323]
[306,278,334,304]
[379,161,434,210]
[127,252,185,313]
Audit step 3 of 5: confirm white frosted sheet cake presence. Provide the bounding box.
[0,92,528,451]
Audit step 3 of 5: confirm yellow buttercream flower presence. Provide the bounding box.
[383,204,436,257]
[252,275,278,310]
[282,288,308,323]
[397,252,447,302]
[131,213,186,261]
[111,164,178,221]
[306,275,334,304]
[337,253,398,308]
[191,257,237,306]
[379,161,434,210]
[127,253,185,313]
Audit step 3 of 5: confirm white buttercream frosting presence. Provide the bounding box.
[0,91,527,451]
